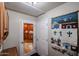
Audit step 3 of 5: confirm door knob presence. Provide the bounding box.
[21,42,24,44]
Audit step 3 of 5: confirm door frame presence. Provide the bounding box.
[19,19,36,56]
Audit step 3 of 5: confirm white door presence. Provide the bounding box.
[19,19,24,56]
[19,19,36,56]
[36,20,48,56]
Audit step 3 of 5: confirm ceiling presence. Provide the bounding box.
[5,2,65,17]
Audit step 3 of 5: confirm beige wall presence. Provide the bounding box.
[37,2,79,55]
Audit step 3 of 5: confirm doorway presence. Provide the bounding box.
[23,23,33,54]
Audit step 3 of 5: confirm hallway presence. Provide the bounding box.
[0,2,79,56]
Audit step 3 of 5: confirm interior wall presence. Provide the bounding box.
[37,2,79,56]
[3,10,37,55]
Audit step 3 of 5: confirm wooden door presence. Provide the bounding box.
[24,23,33,43]
[0,2,4,43]
[0,2,9,43]
[3,8,9,40]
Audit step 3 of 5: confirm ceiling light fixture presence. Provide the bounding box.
[32,2,37,6]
